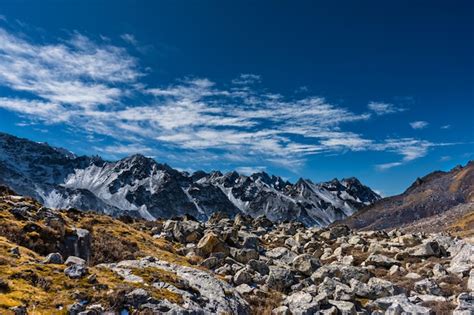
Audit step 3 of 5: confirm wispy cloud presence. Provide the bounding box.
[374,138,451,170]
[0,26,452,170]
[368,102,405,115]
[376,162,402,171]
[231,73,261,85]
[410,121,429,129]
[0,28,140,111]
[235,166,267,175]
[120,33,138,45]
[441,124,451,129]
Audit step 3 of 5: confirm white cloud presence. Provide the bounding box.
[0,26,451,171]
[0,28,140,110]
[441,124,451,129]
[410,121,429,129]
[235,166,267,175]
[368,102,405,115]
[120,33,138,45]
[232,73,261,85]
[375,162,403,171]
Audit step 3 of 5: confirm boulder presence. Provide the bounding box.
[285,291,320,315]
[199,256,221,269]
[125,288,150,307]
[321,225,351,240]
[43,252,64,264]
[292,254,320,276]
[410,241,445,257]
[414,278,442,295]
[367,277,404,298]
[232,248,259,264]
[448,243,474,276]
[242,234,259,250]
[67,303,85,315]
[172,219,203,243]
[235,283,253,295]
[64,264,87,279]
[266,247,297,263]
[65,256,86,266]
[454,292,474,314]
[266,267,295,292]
[432,263,448,278]
[405,272,422,280]
[196,232,227,257]
[233,268,252,285]
[372,294,432,315]
[247,259,270,275]
[328,300,356,315]
[365,254,399,268]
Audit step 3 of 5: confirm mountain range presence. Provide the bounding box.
[340,160,474,234]
[0,132,380,226]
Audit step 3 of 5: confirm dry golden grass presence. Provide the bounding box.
[0,195,196,313]
[447,211,474,239]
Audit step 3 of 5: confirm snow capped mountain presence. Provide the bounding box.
[0,132,381,226]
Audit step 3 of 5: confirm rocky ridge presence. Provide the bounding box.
[0,187,472,314]
[341,161,474,232]
[0,132,380,226]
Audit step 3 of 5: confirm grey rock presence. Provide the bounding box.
[432,263,448,277]
[414,278,442,295]
[367,277,404,298]
[232,248,259,264]
[292,254,321,276]
[410,241,445,257]
[242,234,259,250]
[365,254,399,268]
[455,292,474,312]
[233,268,252,285]
[328,300,356,315]
[247,259,270,275]
[372,294,432,315]
[405,272,422,280]
[67,303,85,315]
[173,219,203,243]
[43,252,64,264]
[235,283,253,295]
[64,264,88,279]
[102,257,250,314]
[125,288,150,307]
[266,267,295,292]
[286,291,319,315]
[266,247,297,264]
[199,256,221,269]
[448,243,474,276]
[311,264,370,284]
[65,256,86,266]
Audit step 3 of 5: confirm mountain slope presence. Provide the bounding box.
[340,161,474,231]
[0,132,380,226]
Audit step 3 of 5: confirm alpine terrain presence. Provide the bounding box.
[0,132,380,227]
[340,161,474,234]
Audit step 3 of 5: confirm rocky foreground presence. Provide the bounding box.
[0,187,473,314]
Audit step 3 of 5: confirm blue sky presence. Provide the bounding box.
[0,1,472,196]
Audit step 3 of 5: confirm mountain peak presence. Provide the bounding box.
[0,131,380,226]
